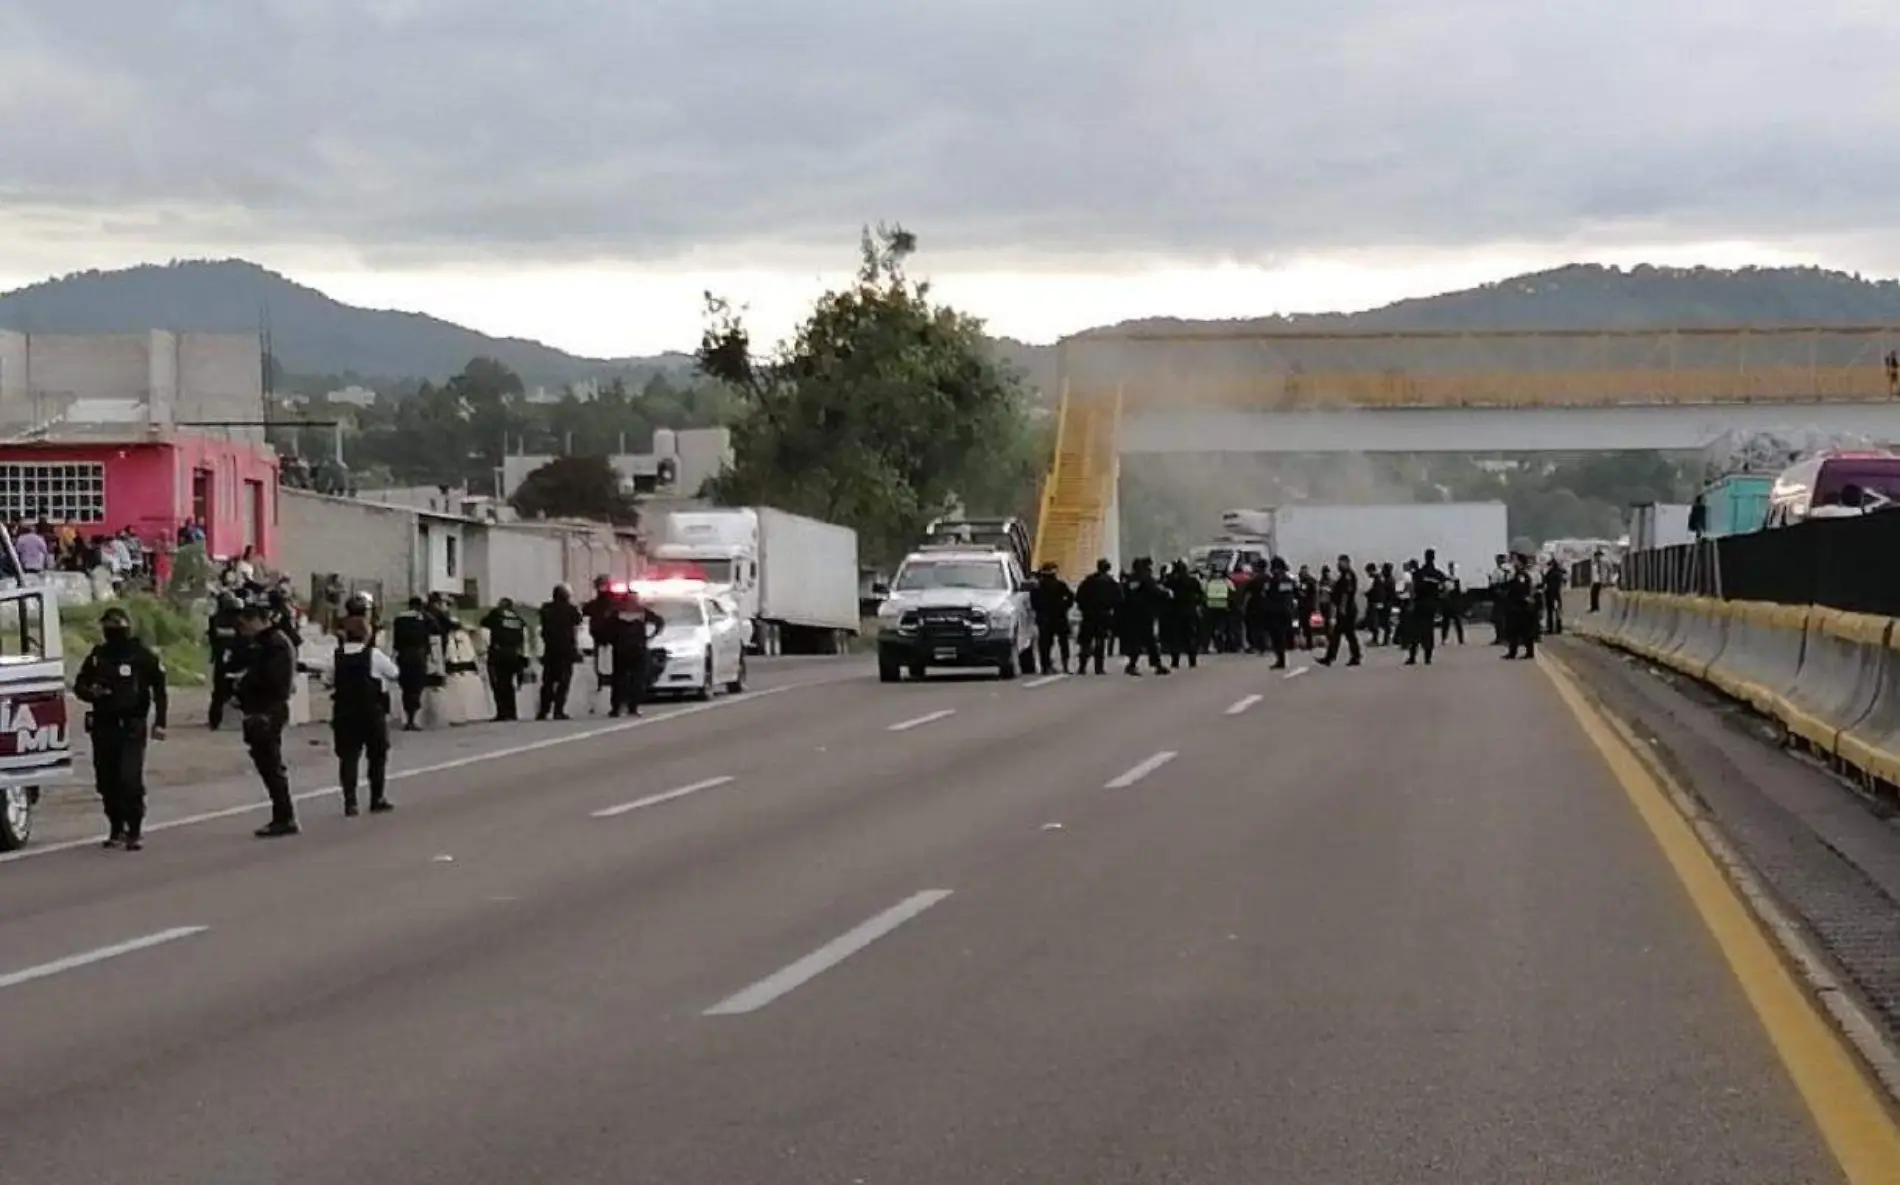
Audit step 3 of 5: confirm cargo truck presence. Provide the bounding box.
[1214,502,1510,584]
[649,507,861,655]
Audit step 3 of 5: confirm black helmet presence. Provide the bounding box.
[344,591,373,617]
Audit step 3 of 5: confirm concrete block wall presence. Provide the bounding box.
[278,488,418,606]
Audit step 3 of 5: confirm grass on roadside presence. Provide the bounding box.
[62,596,211,687]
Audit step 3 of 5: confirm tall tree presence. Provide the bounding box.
[696,225,1039,565]
[509,455,641,525]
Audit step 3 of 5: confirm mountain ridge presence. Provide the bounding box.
[7,258,1900,396]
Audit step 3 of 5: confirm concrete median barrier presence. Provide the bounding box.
[1779,609,1892,758]
[1837,625,1900,788]
[1701,601,1809,719]
[1663,596,1728,681]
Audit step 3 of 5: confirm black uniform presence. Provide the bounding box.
[1030,573,1076,675]
[73,635,168,848]
[1296,573,1320,649]
[607,607,664,716]
[330,642,393,815]
[1440,572,1466,644]
[1259,567,1299,667]
[1161,563,1203,669]
[1504,567,1539,659]
[480,604,531,721]
[1407,561,1447,665]
[205,599,240,729]
[537,595,583,720]
[1319,567,1363,666]
[1119,565,1168,676]
[236,623,300,836]
[1074,567,1120,675]
[389,607,434,728]
[1542,564,1566,635]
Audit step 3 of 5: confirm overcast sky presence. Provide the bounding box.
[4,0,1897,355]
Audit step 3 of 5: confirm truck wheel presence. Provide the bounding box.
[726,655,748,695]
[879,656,901,683]
[999,651,1018,680]
[0,785,35,852]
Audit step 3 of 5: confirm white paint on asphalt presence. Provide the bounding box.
[0,926,209,991]
[1284,666,1310,680]
[0,681,815,865]
[703,890,954,1016]
[592,776,735,818]
[887,709,955,732]
[1020,673,1066,689]
[1225,694,1264,716]
[1105,750,1178,788]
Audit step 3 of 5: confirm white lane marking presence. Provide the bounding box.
[0,926,208,991]
[592,776,734,818]
[704,890,953,1016]
[1224,693,1264,716]
[0,682,812,865]
[1105,750,1178,788]
[887,709,955,732]
[1020,673,1066,689]
[1283,666,1310,680]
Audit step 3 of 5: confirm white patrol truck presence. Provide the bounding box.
[874,542,1038,682]
[0,525,75,851]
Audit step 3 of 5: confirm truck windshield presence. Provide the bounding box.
[893,561,1006,591]
[694,559,735,583]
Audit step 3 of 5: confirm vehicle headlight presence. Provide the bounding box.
[987,607,1015,629]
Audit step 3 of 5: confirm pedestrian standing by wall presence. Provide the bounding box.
[72,606,167,851]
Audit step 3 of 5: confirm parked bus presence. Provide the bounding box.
[1763,451,1900,528]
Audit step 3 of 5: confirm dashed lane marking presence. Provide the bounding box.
[1105,750,1178,788]
[888,709,956,732]
[1020,673,1066,689]
[1225,694,1264,716]
[703,890,954,1015]
[0,926,210,992]
[591,776,735,818]
[1284,666,1310,680]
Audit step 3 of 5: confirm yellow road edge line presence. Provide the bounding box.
[1539,650,1900,1185]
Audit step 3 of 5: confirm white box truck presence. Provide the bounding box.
[650,507,861,654]
[1219,502,1510,586]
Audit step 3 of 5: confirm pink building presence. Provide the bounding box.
[0,430,280,562]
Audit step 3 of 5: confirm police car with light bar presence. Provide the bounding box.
[618,578,748,699]
[874,541,1037,682]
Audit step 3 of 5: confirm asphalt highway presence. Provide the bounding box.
[0,645,1859,1183]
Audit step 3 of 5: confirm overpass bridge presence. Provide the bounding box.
[1030,324,1900,574]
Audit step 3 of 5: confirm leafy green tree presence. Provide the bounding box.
[509,455,640,526]
[696,225,1039,566]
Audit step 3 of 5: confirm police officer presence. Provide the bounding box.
[1503,554,1539,660]
[1074,559,1119,676]
[1316,554,1363,667]
[1031,563,1075,675]
[1440,562,1466,645]
[73,606,168,851]
[1295,565,1320,650]
[390,596,434,730]
[608,592,665,716]
[205,590,242,730]
[1241,558,1271,655]
[1407,548,1447,666]
[1487,553,1512,645]
[1260,556,1299,669]
[1542,558,1567,635]
[1162,559,1202,670]
[537,583,583,721]
[1120,558,1169,677]
[480,597,531,721]
[319,615,398,816]
[235,602,300,837]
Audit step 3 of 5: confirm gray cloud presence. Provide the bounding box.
[4,0,1898,267]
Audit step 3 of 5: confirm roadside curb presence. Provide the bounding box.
[1540,647,1900,1114]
